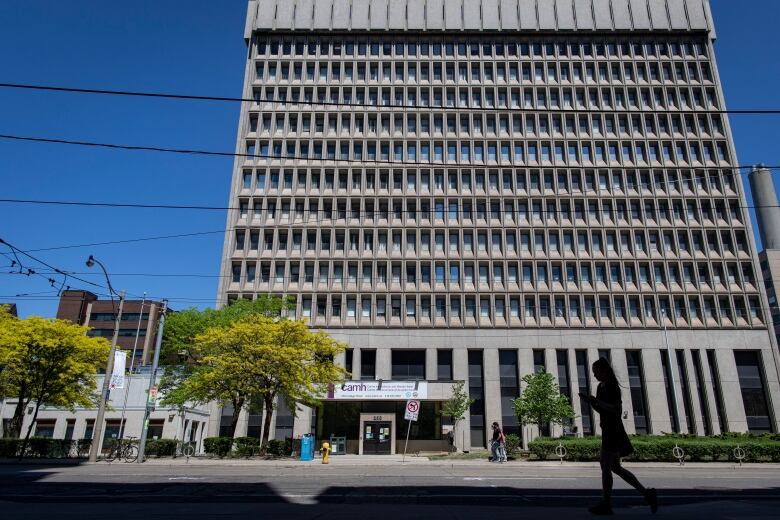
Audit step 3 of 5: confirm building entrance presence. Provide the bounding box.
[362,421,392,454]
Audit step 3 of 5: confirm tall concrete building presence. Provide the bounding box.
[217,0,780,453]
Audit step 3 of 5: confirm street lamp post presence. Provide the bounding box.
[86,255,126,463]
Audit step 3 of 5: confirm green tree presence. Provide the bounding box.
[440,380,474,452]
[512,371,575,438]
[0,307,110,452]
[163,316,346,446]
[161,296,292,362]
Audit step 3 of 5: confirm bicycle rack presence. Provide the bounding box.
[554,442,567,465]
[672,444,685,466]
[733,445,746,467]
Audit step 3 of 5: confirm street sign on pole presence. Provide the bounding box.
[402,400,421,463]
[404,399,420,421]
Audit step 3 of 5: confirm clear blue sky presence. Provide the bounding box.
[2,0,779,318]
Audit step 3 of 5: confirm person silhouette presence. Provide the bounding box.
[581,358,658,515]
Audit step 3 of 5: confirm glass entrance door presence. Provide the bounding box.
[362,421,392,454]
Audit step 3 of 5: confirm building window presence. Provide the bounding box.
[468,350,485,448]
[499,350,520,436]
[676,351,696,434]
[575,351,593,435]
[361,350,376,381]
[706,350,728,433]
[625,351,650,434]
[392,350,426,380]
[660,351,680,433]
[437,349,453,381]
[735,351,773,433]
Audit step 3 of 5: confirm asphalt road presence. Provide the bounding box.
[1,462,778,519]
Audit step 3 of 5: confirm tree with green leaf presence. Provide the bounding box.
[440,380,474,452]
[512,371,575,439]
[163,316,346,446]
[0,307,110,452]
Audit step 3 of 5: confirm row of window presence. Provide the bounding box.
[237,168,738,195]
[255,39,709,61]
[226,292,766,327]
[236,197,745,226]
[229,259,759,292]
[250,85,721,113]
[255,59,715,85]
[243,138,731,165]
[249,112,728,141]
[233,227,752,259]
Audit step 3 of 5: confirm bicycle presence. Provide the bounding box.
[105,437,138,463]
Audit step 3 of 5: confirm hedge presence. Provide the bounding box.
[529,434,780,463]
[145,439,178,458]
[202,436,295,458]
[0,438,91,459]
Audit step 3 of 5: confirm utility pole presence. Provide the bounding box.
[137,300,167,464]
[661,308,682,433]
[118,294,146,440]
[88,291,125,462]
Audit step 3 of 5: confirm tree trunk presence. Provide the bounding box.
[18,401,41,460]
[228,397,245,438]
[260,394,275,451]
[8,384,28,438]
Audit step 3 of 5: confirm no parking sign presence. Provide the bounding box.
[404,399,420,422]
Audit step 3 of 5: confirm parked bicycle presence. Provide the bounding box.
[105,437,138,463]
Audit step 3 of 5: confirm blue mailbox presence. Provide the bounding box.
[300,434,315,461]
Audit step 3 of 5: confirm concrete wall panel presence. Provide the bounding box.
[555,0,576,29]
[667,0,689,29]
[574,0,595,29]
[611,0,632,29]
[538,0,557,29]
[352,0,370,29]
[370,0,389,29]
[427,0,445,29]
[648,0,670,29]
[444,0,463,29]
[313,0,334,29]
[518,0,537,29]
[388,0,407,29]
[294,0,315,29]
[500,0,519,29]
[464,0,483,29]
[482,0,501,29]
[408,0,426,29]
[686,0,707,29]
[593,0,613,29]
[333,0,352,28]
[256,0,276,29]
[276,0,295,29]
[629,0,651,28]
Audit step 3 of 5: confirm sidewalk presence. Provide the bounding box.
[130,454,780,469]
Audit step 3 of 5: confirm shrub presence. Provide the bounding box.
[528,435,780,463]
[204,436,233,458]
[146,439,178,457]
[233,437,261,458]
[504,434,522,458]
[0,438,21,458]
[264,439,288,457]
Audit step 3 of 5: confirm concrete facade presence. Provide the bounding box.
[215,0,780,450]
[0,375,211,453]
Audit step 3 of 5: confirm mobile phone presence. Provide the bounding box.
[578,391,590,400]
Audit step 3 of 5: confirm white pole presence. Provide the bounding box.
[137,300,167,463]
[118,294,146,440]
[402,419,412,463]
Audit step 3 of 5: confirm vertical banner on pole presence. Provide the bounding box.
[110,350,127,390]
[402,400,420,462]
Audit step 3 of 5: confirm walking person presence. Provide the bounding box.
[581,358,658,516]
[490,422,507,463]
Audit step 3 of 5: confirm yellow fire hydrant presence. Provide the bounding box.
[320,441,330,464]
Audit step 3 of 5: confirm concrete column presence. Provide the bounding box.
[518,348,536,448]
[642,349,674,434]
[292,404,312,438]
[351,348,361,380]
[142,303,158,365]
[544,348,560,437]
[610,349,636,435]
[698,350,722,436]
[83,302,93,327]
[667,344,690,434]
[683,350,706,436]
[334,351,346,370]
[233,405,249,438]
[376,348,392,380]
[567,349,583,436]
[206,402,222,437]
[425,348,437,381]
[748,167,780,249]
[759,346,780,433]
[452,349,471,452]
[715,349,749,433]
[483,349,502,429]
[587,348,602,436]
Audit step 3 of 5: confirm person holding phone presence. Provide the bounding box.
[581,358,658,516]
